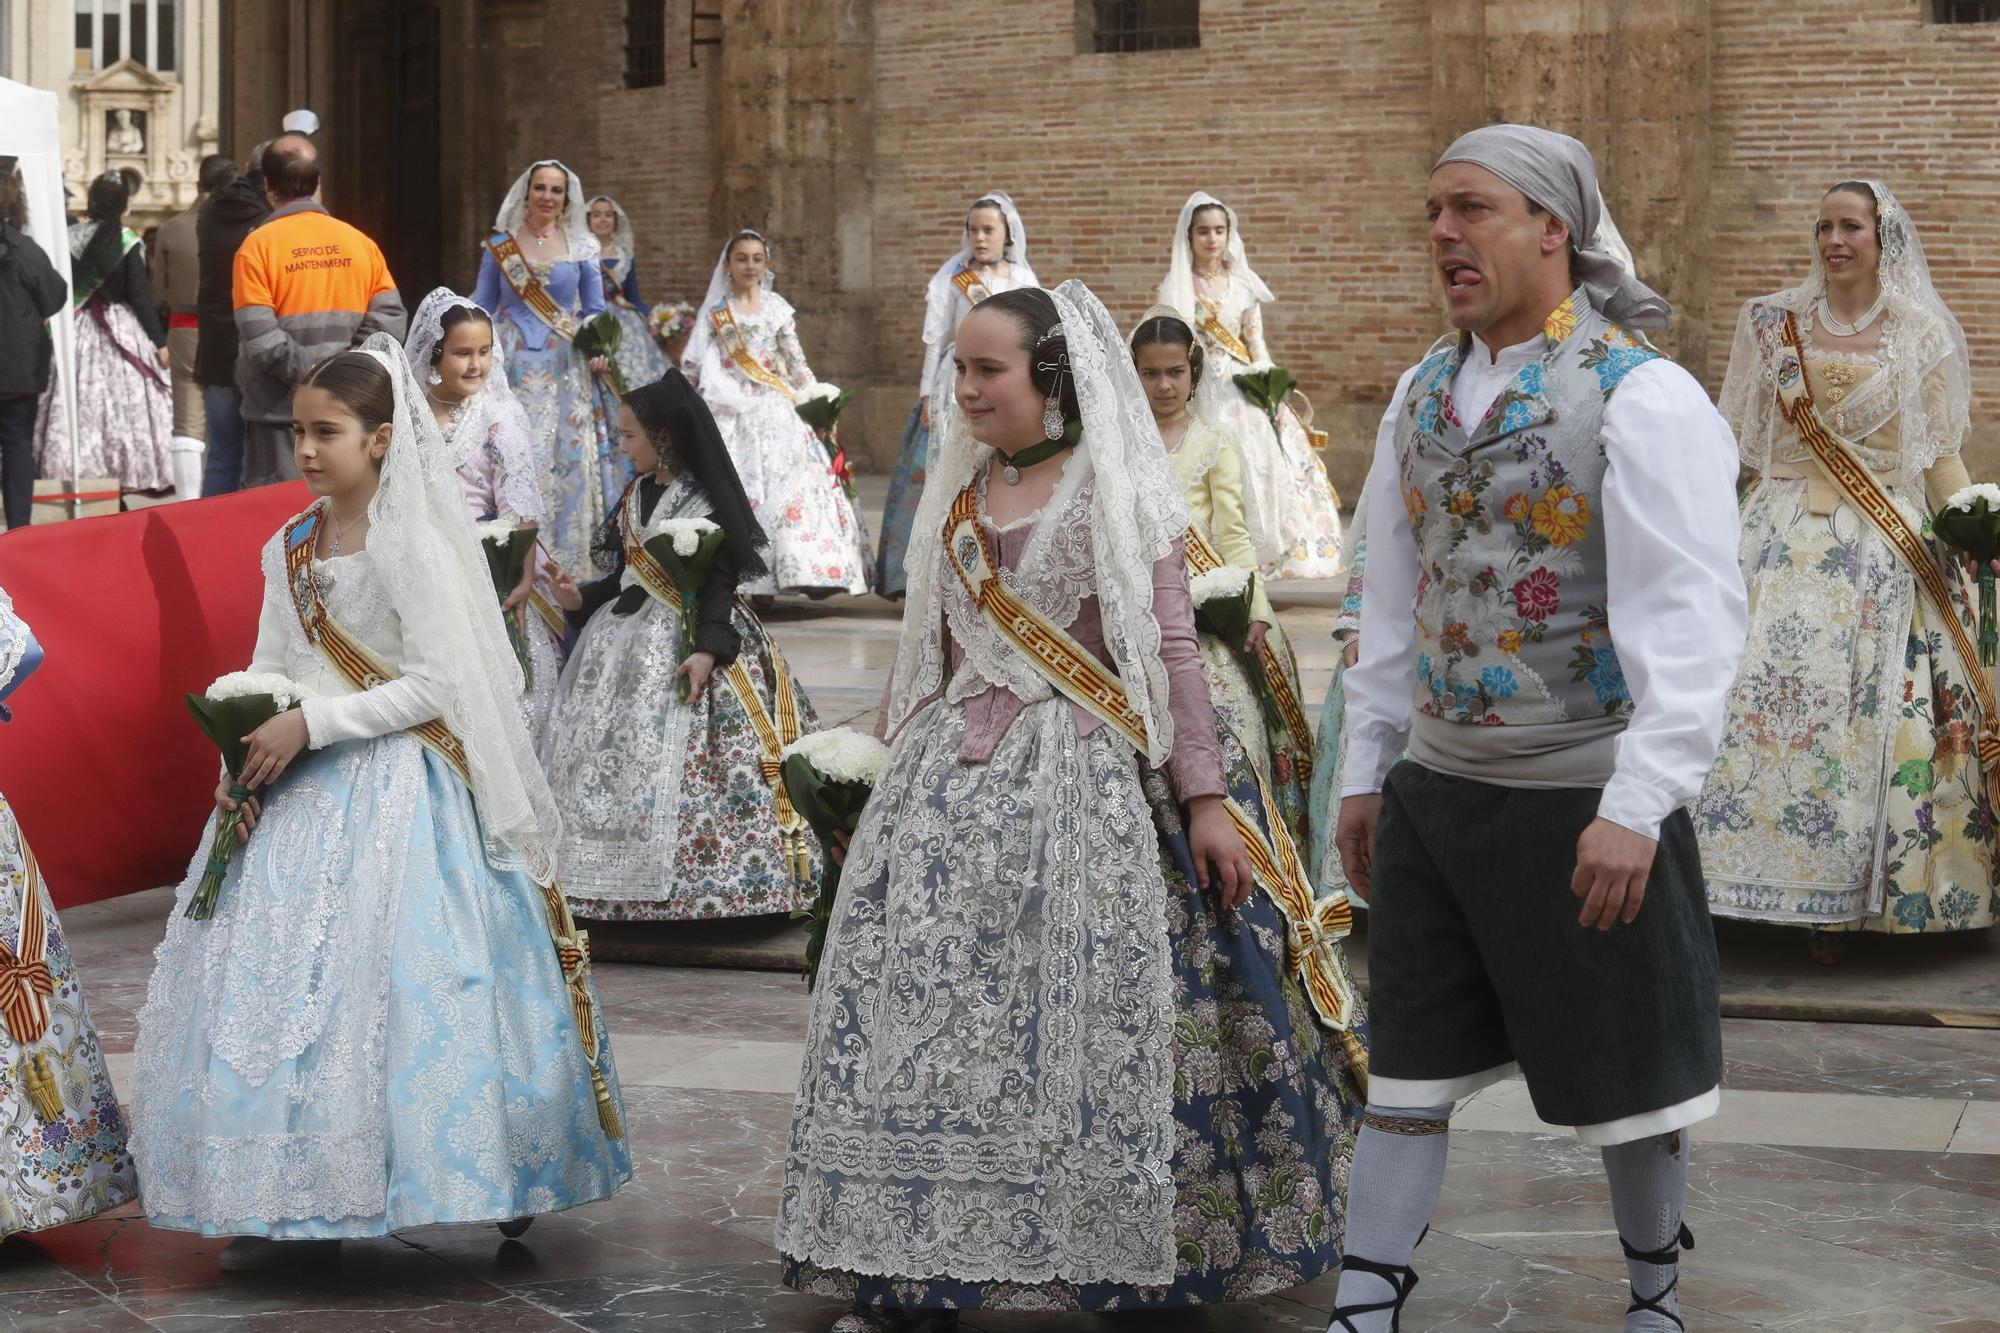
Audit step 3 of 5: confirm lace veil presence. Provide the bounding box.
[884,279,1192,765]
[1156,190,1276,323]
[678,230,778,380]
[585,194,637,260]
[921,191,1034,351]
[492,159,599,262]
[356,332,564,884]
[402,288,546,520]
[1720,180,1971,475]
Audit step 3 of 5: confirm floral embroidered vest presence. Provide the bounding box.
[1393,291,1660,774]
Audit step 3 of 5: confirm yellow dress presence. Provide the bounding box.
[1169,416,1316,869]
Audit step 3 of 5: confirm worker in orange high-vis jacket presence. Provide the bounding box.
[231,132,405,487]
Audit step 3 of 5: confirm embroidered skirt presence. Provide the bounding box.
[498,321,623,578]
[33,299,172,490]
[542,594,821,920]
[130,735,632,1236]
[778,697,1363,1310]
[0,795,136,1240]
[1698,478,2000,933]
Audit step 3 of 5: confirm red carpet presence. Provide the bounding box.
[0,484,312,907]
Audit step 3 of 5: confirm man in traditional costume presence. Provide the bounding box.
[1329,126,1748,1333]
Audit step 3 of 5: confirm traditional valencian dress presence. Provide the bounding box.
[130,337,629,1239]
[1698,182,1999,937]
[405,288,566,739]
[874,192,1040,598]
[587,195,671,394]
[473,160,629,577]
[1168,411,1317,875]
[779,282,1363,1322]
[542,474,824,921]
[682,241,871,596]
[1157,192,1342,580]
[35,219,173,492]
[0,589,137,1240]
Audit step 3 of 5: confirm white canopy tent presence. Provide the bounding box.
[0,76,79,508]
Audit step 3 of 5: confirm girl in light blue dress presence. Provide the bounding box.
[130,335,629,1270]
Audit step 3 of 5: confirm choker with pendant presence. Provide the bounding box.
[994,436,1072,485]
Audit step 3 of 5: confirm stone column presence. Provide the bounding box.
[714,0,885,463]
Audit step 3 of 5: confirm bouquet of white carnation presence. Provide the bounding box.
[1936,483,2000,666]
[184,671,315,919]
[794,383,859,503]
[644,517,729,700]
[1190,565,1256,648]
[780,727,888,989]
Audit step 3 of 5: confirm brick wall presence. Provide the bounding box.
[868,0,1437,492]
[1709,0,2000,472]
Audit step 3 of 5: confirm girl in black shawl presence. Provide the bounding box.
[542,371,823,922]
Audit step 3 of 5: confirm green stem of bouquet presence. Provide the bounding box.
[506,608,534,688]
[186,780,253,920]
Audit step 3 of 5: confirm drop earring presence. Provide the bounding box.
[428,368,443,386]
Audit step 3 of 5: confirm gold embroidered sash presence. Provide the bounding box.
[941,486,1359,1040]
[950,267,993,306]
[618,496,812,881]
[281,507,623,1139]
[483,232,578,342]
[0,825,63,1120]
[1194,297,1254,365]
[709,302,795,402]
[1182,525,1313,768]
[1774,312,2000,808]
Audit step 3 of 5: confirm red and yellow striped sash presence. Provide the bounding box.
[1182,525,1313,767]
[483,231,578,342]
[709,302,795,401]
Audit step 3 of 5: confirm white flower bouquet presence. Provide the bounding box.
[184,672,314,920]
[1190,565,1256,648]
[780,727,888,989]
[643,517,729,700]
[1936,483,2000,666]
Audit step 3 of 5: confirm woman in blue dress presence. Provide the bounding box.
[130,336,630,1270]
[585,195,671,394]
[473,159,628,575]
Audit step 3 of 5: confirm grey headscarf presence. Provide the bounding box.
[1434,124,1672,331]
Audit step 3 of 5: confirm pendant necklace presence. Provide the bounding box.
[1816,292,1885,337]
[995,437,1070,485]
[326,505,355,558]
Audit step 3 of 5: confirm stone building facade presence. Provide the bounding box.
[212,0,2000,485]
[3,0,226,230]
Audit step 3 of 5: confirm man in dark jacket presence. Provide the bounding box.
[193,142,271,497]
[0,161,68,531]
